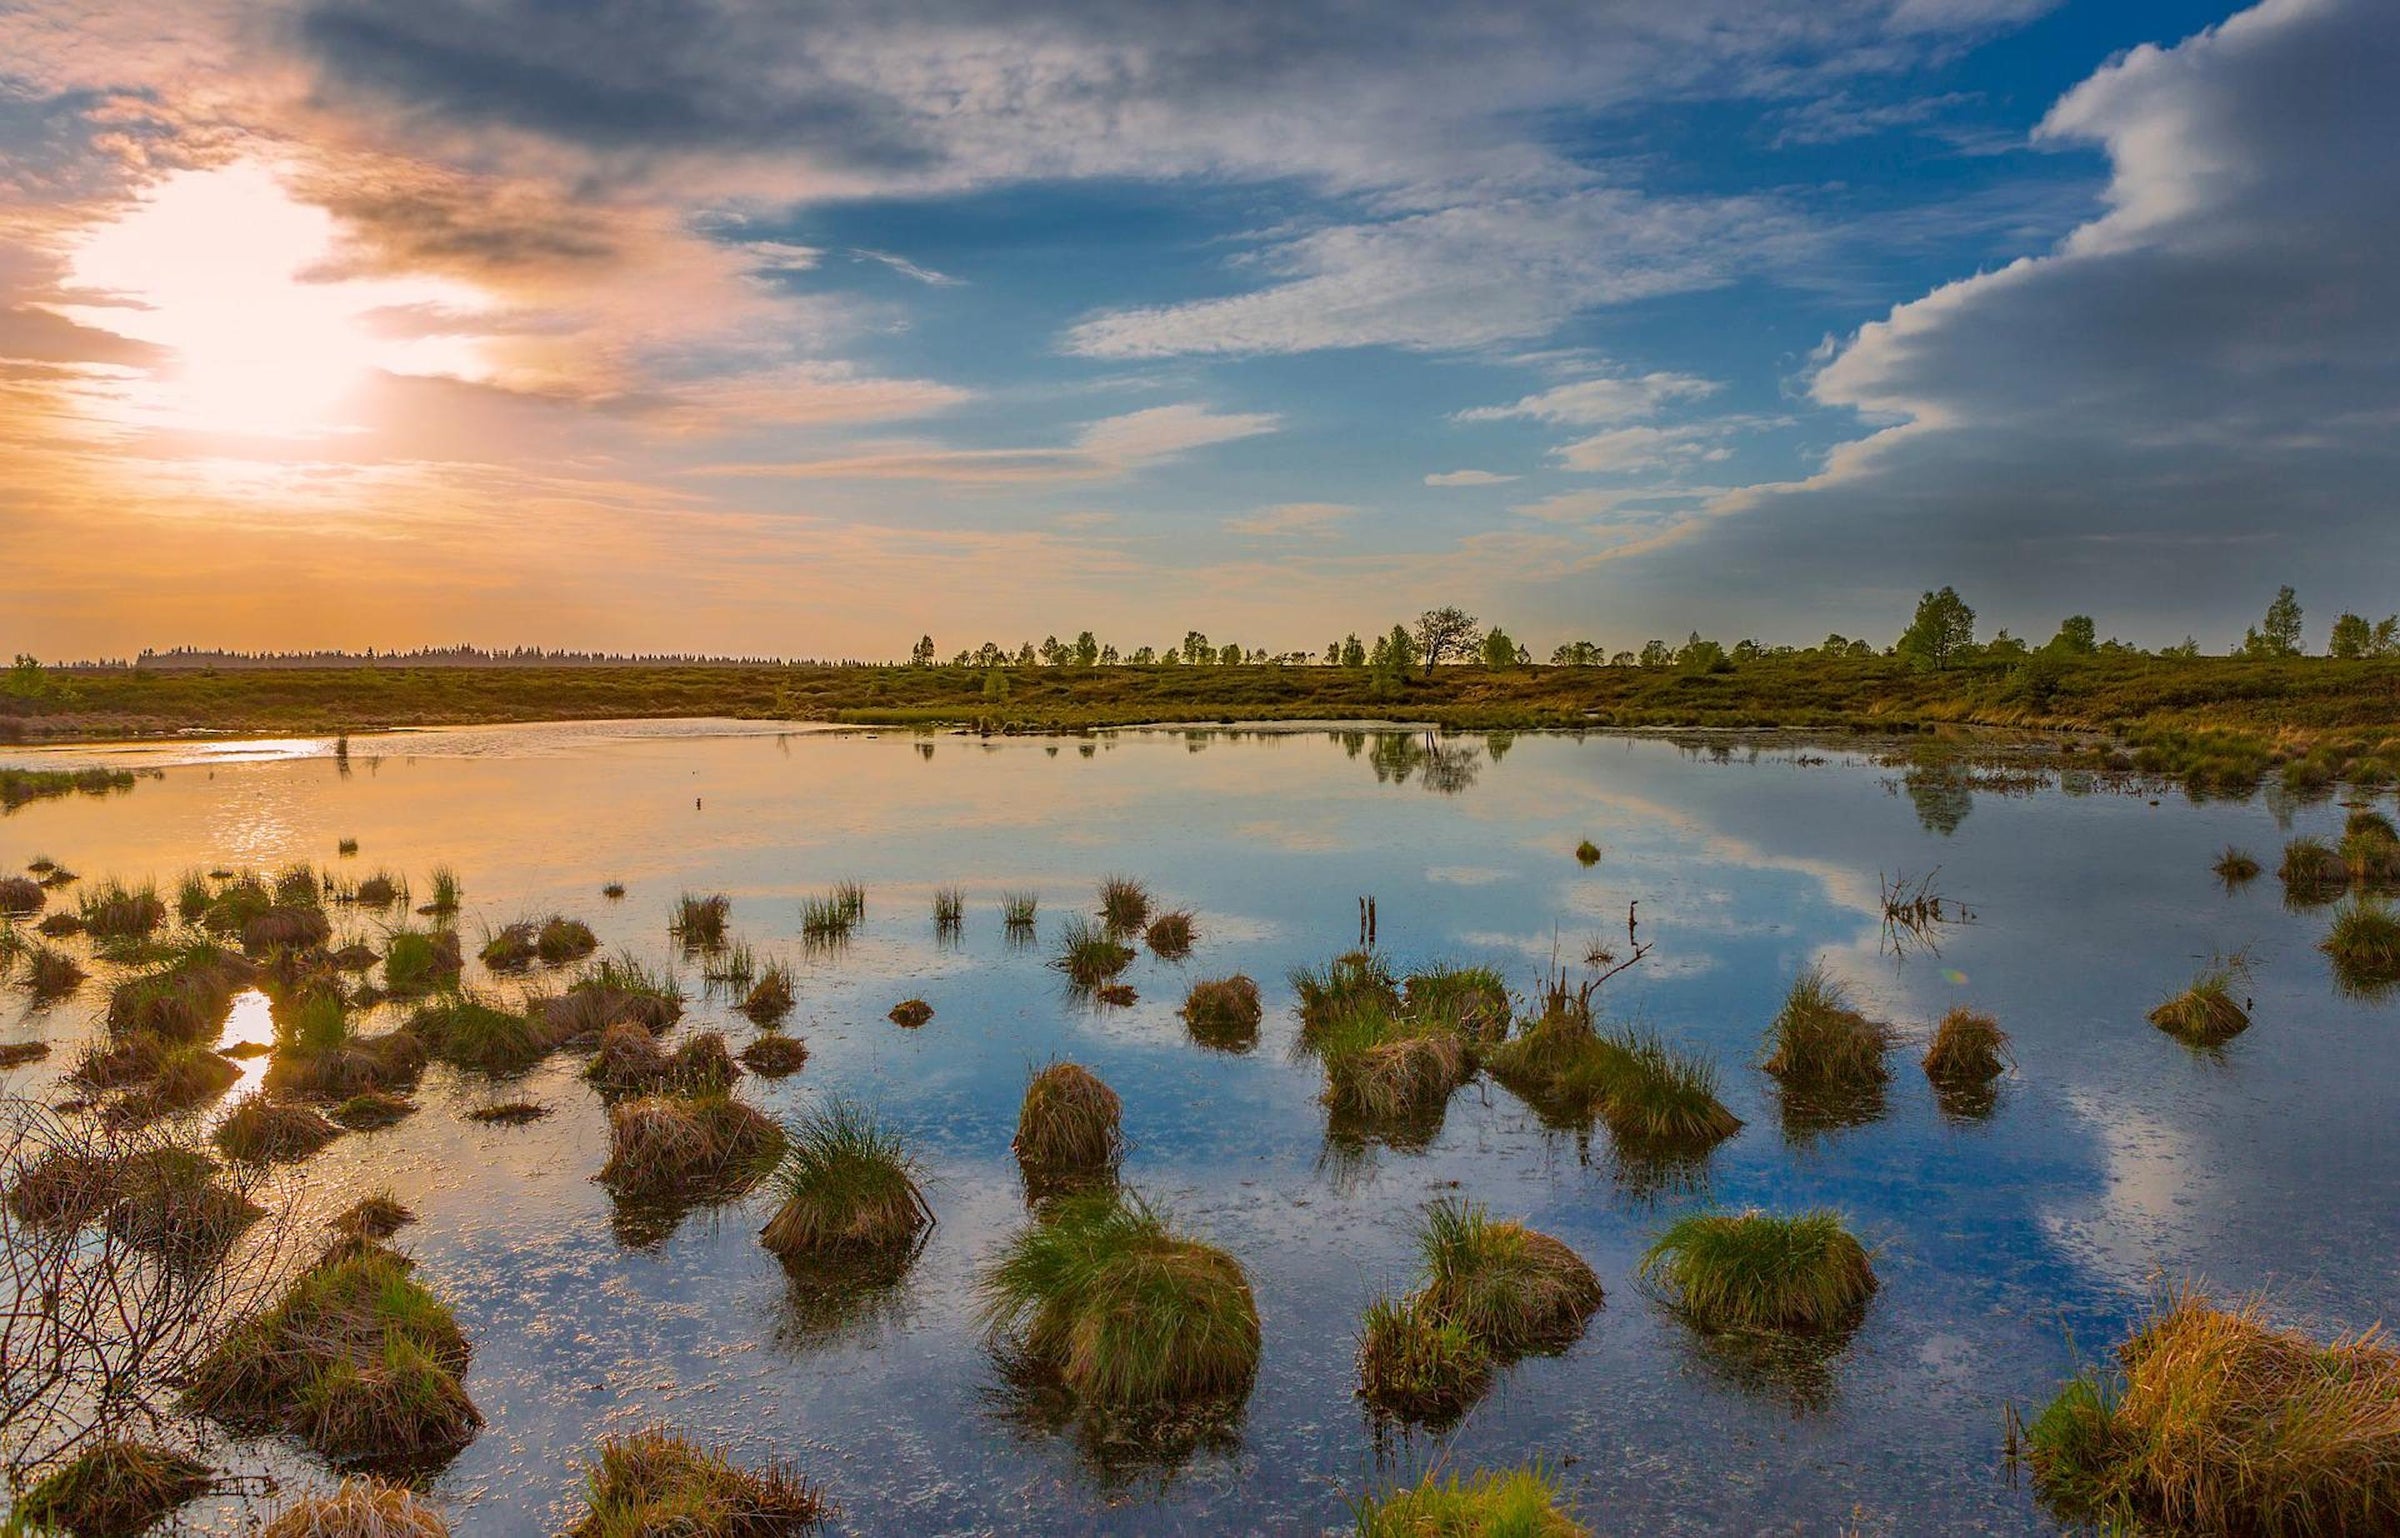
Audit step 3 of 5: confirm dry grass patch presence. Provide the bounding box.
[599,1092,784,1205]
[740,1032,809,1077]
[1180,975,1262,1052]
[0,874,43,914]
[1143,910,1196,958]
[14,1439,214,1538]
[260,1477,451,1537]
[888,998,934,1028]
[567,1428,826,1536]
[214,1095,343,1164]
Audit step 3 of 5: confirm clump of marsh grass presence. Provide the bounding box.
[1097,875,1151,935]
[1404,965,1512,1046]
[2279,836,2351,903]
[1760,964,1893,1089]
[887,998,933,1028]
[2149,961,2253,1048]
[2213,846,2262,887]
[1180,975,1262,1052]
[1316,1004,1470,1138]
[348,872,405,910]
[331,1091,416,1131]
[107,943,254,1041]
[175,868,213,921]
[1014,1062,1123,1194]
[81,879,167,940]
[2027,1289,2400,1537]
[337,838,360,858]
[584,1023,739,1099]
[1095,982,1137,1007]
[418,866,462,916]
[408,991,545,1076]
[1353,1466,1584,1537]
[264,993,427,1099]
[2342,828,2400,886]
[798,892,856,944]
[214,1095,343,1165]
[1575,839,1602,867]
[740,1032,809,1077]
[0,873,46,915]
[2324,896,2400,995]
[0,1040,49,1068]
[1413,1197,1604,1360]
[1356,1292,1494,1429]
[601,881,627,901]
[703,938,758,985]
[832,881,866,921]
[466,1101,551,1125]
[380,929,461,998]
[540,952,683,1041]
[759,1098,931,1263]
[1922,1006,2012,1118]
[12,1439,215,1538]
[976,1189,1260,1411]
[740,961,796,1024]
[1143,910,1196,959]
[933,887,965,932]
[260,1477,451,1538]
[35,913,83,938]
[1487,994,1740,1156]
[185,1241,480,1466]
[566,1428,827,1537]
[25,941,86,998]
[1289,951,1401,1038]
[273,864,324,907]
[331,1192,416,1242]
[106,1042,242,1124]
[1640,1209,1877,1333]
[599,1092,785,1205]
[670,892,731,950]
[480,915,600,972]
[1000,892,1039,932]
[1052,916,1134,988]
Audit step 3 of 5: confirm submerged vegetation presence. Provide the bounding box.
[2029,1291,2400,1537]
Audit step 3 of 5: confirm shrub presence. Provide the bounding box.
[1356,1292,1493,1428]
[1640,1209,1877,1332]
[599,1092,784,1204]
[187,1242,480,1466]
[976,1190,1259,1410]
[1354,1466,1584,1537]
[567,1428,826,1537]
[1052,916,1134,988]
[1180,975,1262,1051]
[759,1098,931,1262]
[14,1440,214,1538]
[2150,965,2252,1047]
[1414,1198,1603,1359]
[1014,1062,1123,1189]
[1098,875,1152,935]
[260,1477,451,1537]
[2028,1291,2400,1537]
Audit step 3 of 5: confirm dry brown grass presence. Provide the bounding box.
[1143,910,1196,958]
[887,998,934,1028]
[1014,1062,1123,1186]
[584,1023,739,1098]
[331,1192,417,1241]
[260,1477,452,1537]
[214,1095,343,1164]
[567,1428,826,1536]
[13,1439,214,1538]
[740,1032,810,1077]
[1180,974,1262,1051]
[600,1092,785,1203]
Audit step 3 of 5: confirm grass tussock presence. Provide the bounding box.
[81,879,167,940]
[107,944,256,1041]
[2280,836,2352,901]
[214,1095,343,1164]
[408,992,546,1076]
[349,872,405,909]
[331,1091,416,1131]
[1180,975,1262,1052]
[2213,846,2263,886]
[600,1092,785,1204]
[759,1098,931,1262]
[419,866,461,916]
[1404,965,1512,1045]
[1053,916,1135,988]
[584,1022,739,1098]
[1356,1292,1493,1428]
[797,891,856,943]
[331,1192,417,1241]
[35,913,83,938]
[381,929,462,998]
[702,939,757,985]
[1014,1062,1123,1189]
[1759,964,1894,1091]
[740,960,796,1024]
[1922,1007,2012,1111]
[0,1039,49,1068]
[2324,897,2400,994]
[1290,951,1400,1035]
[480,915,599,972]
[1575,838,1603,867]
[2028,1290,2400,1537]
[977,1190,1260,1410]
[567,1428,827,1537]
[670,892,731,949]
[933,886,965,930]
[2150,964,2253,1047]
[1414,1197,1604,1360]
[266,994,427,1099]
[1486,996,1740,1154]
[1143,910,1196,959]
[1318,1006,1470,1133]
[260,1477,451,1538]
[26,940,86,997]
[1001,892,1039,930]
[1640,1209,1878,1333]
[601,881,626,900]
[466,1100,551,1124]
[0,873,43,914]
[541,952,683,1041]
[1097,875,1152,935]
[1354,1466,1586,1538]
[741,1032,810,1078]
[113,1042,243,1121]
[14,1439,215,1538]
[186,1241,481,1466]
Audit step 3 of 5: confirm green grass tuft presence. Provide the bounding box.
[1052,916,1134,988]
[1353,1465,1585,1537]
[1640,1209,1877,1332]
[1414,1197,1603,1359]
[14,1439,214,1538]
[759,1098,931,1262]
[2149,964,2252,1047]
[1097,875,1151,935]
[1355,1291,1493,1428]
[567,1427,826,1536]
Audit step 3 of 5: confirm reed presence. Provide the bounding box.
[1640,1209,1878,1332]
[759,1098,931,1261]
[670,892,731,949]
[798,893,855,943]
[567,1429,826,1537]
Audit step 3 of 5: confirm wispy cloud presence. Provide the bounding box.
[853,248,961,285]
[702,402,1278,484]
[1224,501,1354,536]
[1423,468,1517,486]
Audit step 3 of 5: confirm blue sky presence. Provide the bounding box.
[1,0,2392,658]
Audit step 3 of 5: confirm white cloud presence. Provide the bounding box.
[701,401,1277,484]
[852,249,961,286]
[1457,371,1719,426]
[1224,501,1354,536]
[1424,468,1517,486]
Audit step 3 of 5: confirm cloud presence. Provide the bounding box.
[706,401,1277,484]
[1457,371,1720,426]
[853,248,960,286]
[1224,501,1354,536]
[1424,469,1517,486]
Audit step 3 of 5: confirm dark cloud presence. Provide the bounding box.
[0,303,164,366]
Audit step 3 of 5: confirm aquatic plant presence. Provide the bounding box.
[0,1040,49,1068]
[832,881,866,921]
[107,943,253,1041]
[540,952,682,1040]
[2324,896,2400,993]
[1759,964,1893,1090]
[25,941,85,998]
[740,1032,809,1077]
[740,961,796,1024]
[976,1189,1260,1410]
[272,864,323,908]
[1000,892,1039,930]
[331,1091,416,1131]
[887,997,933,1028]
[599,1092,785,1203]
[1592,1029,1744,1152]
[2279,836,2351,901]
[0,874,46,915]
[1052,916,1134,988]
[1317,1005,1469,1131]
[112,1042,243,1122]
[1180,975,1262,1051]
[933,887,965,930]
[759,1098,931,1262]
[81,879,167,940]
[567,1428,826,1537]
[337,838,360,858]
[420,866,462,916]
[1097,875,1151,935]
[331,1192,416,1242]
[2028,1290,2400,1537]
[174,868,214,921]
[408,992,544,1076]
[1640,1209,1877,1332]
[2212,846,2262,886]
[2346,807,2398,843]
[670,892,731,949]
[12,1439,214,1538]
[213,1095,343,1164]
[2343,828,2400,885]
[350,872,404,909]
[381,929,462,998]
[266,994,426,1098]
[601,882,627,900]
[96,1147,264,1263]
[798,892,856,943]
[1013,1062,1123,1191]
[186,1241,480,1466]
[2149,963,2252,1047]
[1355,1292,1493,1428]
[259,1477,451,1538]
[1922,1007,2011,1087]
[1143,909,1196,958]
[1353,1466,1585,1537]
[1414,1198,1603,1359]
[1575,839,1602,867]
[1403,964,1512,1045]
[1289,950,1401,1036]
[584,1023,739,1098]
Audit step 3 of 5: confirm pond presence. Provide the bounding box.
[1,719,2392,1536]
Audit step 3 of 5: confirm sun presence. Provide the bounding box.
[51,161,488,439]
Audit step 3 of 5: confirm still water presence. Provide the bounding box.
[2,720,2394,1536]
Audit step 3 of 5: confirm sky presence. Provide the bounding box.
[2,0,2394,661]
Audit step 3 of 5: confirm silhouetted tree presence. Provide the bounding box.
[1897,586,1976,670]
[1413,607,1479,676]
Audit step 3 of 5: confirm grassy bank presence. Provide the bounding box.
[8,655,2400,762]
